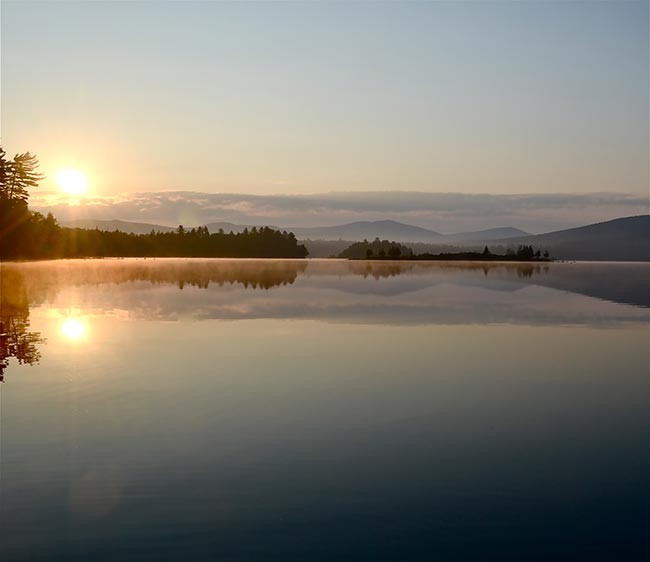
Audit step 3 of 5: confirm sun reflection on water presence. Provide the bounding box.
[60,318,86,341]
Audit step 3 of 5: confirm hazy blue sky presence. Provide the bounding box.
[2,0,648,200]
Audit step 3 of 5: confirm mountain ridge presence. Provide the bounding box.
[64,218,531,243]
[58,216,650,261]
[61,219,175,234]
[492,215,650,261]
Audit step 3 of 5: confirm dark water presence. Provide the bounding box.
[0,259,648,561]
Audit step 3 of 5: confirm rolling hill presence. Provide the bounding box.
[55,216,649,261]
[496,215,650,261]
[288,220,444,243]
[203,221,281,233]
[449,227,530,241]
[289,221,530,243]
[61,219,175,234]
[58,218,530,243]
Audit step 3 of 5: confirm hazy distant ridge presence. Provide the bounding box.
[495,215,650,261]
[448,227,530,241]
[62,219,175,234]
[288,220,443,242]
[66,218,530,243]
[60,216,649,261]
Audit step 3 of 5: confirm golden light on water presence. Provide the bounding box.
[60,318,86,341]
[56,169,88,195]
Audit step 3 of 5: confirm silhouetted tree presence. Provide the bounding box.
[0,148,8,189]
[388,246,401,257]
[517,245,535,259]
[339,238,412,259]
[0,151,309,260]
[0,148,58,259]
[1,152,43,203]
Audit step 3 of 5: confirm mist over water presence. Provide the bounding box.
[1,259,648,561]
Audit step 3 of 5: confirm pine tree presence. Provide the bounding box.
[1,152,43,203]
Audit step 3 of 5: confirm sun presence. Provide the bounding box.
[56,169,88,195]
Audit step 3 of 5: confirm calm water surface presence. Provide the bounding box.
[0,259,648,561]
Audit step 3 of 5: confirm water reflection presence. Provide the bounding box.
[60,318,87,341]
[0,259,648,560]
[0,266,45,382]
[0,259,647,382]
[12,258,308,297]
[3,259,649,307]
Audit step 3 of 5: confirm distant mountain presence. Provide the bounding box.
[448,227,531,241]
[496,215,650,261]
[204,221,280,234]
[62,218,286,236]
[61,219,175,234]
[56,218,528,244]
[291,221,530,243]
[57,216,648,261]
[65,218,525,243]
[297,217,649,261]
[288,220,444,243]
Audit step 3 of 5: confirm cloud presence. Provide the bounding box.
[32,190,649,233]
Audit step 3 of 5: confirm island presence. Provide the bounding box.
[338,239,551,261]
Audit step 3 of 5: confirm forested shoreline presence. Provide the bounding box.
[53,226,309,259]
[2,147,554,262]
[0,148,308,260]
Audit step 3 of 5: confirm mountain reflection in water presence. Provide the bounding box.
[3,258,649,305]
[0,259,647,382]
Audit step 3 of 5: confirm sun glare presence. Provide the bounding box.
[60,318,86,341]
[56,169,88,195]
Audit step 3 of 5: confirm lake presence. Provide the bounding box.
[0,259,648,561]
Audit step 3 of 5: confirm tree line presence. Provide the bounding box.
[51,225,308,259]
[339,239,551,261]
[338,238,413,259]
[0,149,308,260]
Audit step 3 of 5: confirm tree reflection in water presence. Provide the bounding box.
[0,260,310,382]
[0,258,646,382]
[0,266,45,382]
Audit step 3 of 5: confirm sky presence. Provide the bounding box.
[1,0,648,230]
